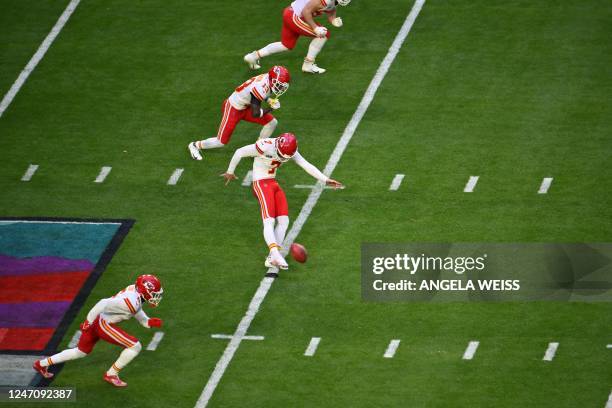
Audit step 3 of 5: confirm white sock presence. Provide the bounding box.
[259,119,277,139]
[106,342,141,376]
[196,138,225,150]
[262,218,279,250]
[40,348,87,367]
[275,216,289,245]
[257,42,289,58]
[306,37,327,61]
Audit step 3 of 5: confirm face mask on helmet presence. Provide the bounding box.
[337,0,351,6]
[271,78,289,97]
[147,288,163,307]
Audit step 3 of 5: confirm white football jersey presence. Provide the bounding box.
[228,74,271,110]
[291,0,335,17]
[252,138,291,181]
[98,284,143,324]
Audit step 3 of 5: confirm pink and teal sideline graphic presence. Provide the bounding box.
[0,219,132,353]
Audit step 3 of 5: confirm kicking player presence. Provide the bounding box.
[244,0,351,74]
[33,275,164,387]
[222,133,342,270]
[188,66,290,160]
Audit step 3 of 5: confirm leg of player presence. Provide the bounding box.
[258,118,278,140]
[274,215,289,245]
[103,341,142,387]
[302,37,328,74]
[33,348,88,379]
[244,42,289,70]
[188,100,239,160]
[262,218,289,270]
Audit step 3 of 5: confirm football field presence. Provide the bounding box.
[1,0,611,407]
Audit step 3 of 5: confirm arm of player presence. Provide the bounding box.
[134,309,162,328]
[292,152,343,188]
[222,144,259,185]
[302,0,325,32]
[84,298,109,326]
[250,94,273,118]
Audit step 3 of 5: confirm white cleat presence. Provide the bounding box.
[302,61,326,74]
[188,142,202,161]
[266,253,288,270]
[244,52,261,70]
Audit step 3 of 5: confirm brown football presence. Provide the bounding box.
[290,243,308,263]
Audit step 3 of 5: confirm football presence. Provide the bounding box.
[290,243,308,263]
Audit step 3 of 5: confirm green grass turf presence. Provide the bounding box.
[0,0,611,407]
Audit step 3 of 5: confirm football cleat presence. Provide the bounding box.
[268,251,289,270]
[103,373,127,387]
[244,52,261,70]
[188,142,203,161]
[302,61,326,74]
[33,360,54,379]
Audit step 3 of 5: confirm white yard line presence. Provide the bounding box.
[462,341,479,360]
[383,339,401,358]
[211,334,264,341]
[94,166,112,183]
[304,337,321,357]
[21,164,39,181]
[542,342,559,361]
[607,344,612,349]
[389,174,405,191]
[241,170,253,186]
[606,390,612,408]
[194,1,426,406]
[67,330,81,348]
[0,0,81,119]
[146,331,165,351]
[538,177,553,194]
[463,176,479,193]
[167,168,184,185]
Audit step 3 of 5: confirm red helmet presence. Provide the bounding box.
[136,274,163,307]
[268,66,290,97]
[276,133,298,159]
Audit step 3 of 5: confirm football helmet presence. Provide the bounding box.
[268,66,290,97]
[136,274,163,307]
[337,0,351,5]
[276,133,298,159]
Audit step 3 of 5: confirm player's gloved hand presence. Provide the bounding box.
[314,26,328,38]
[148,318,163,328]
[331,17,343,27]
[221,173,237,185]
[326,179,344,189]
[268,98,281,110]
[80,320,91,332]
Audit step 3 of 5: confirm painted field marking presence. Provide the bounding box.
[167,168,184,185]
[542,342,559,361]
[67,330,81,348]
[21,164,39,181]
[304,337,321,357]
[210,334,264,341]
[94,166,112,183]
[606,344,612,349]
[383,339,401,358]
[0,0,81,119]
[194,1,426,406]
[293,184,346,190]
[463,176,479,193]
[389,174,405,191]
[538,177,553,194]
[146,331,165,351]
[606,390,612,408]
[462,341,479,360]
[0,328,8,344]
[241,170,253,186]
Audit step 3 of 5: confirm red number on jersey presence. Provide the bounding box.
[268,160,282,175]
[235,74,265,92]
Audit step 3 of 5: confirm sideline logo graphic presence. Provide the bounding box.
[0,218,133,354]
